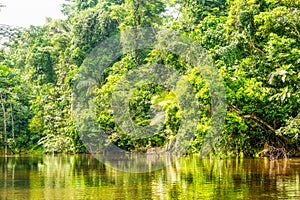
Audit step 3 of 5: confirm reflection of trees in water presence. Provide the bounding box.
[0,155,299,199]
[0,156,41,200]
[150,156,300,199]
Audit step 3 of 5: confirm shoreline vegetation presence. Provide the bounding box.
[0,0,300,160]
[1,144,300,160]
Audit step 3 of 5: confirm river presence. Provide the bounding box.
[0,155,299,199]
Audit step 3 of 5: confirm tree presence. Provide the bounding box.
[1,0,299,158]
[0,65,21,154]
[212,0,300,156]
[61,0,99,16]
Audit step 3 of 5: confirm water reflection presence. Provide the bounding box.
[0,155,299,199]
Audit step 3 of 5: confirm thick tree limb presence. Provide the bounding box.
[248,41,266,55]
[229,103,275,132]
[241,114,276,133]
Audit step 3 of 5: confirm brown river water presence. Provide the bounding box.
[0,155,299,199]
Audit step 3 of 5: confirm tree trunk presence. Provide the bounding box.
[10,103,14,140]
[0,94,7,155]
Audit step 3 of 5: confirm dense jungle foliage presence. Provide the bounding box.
[0,0,299,158]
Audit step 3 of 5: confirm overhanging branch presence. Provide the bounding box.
[229,103,275,132]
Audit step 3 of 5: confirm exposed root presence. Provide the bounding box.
[258,145,290,160]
